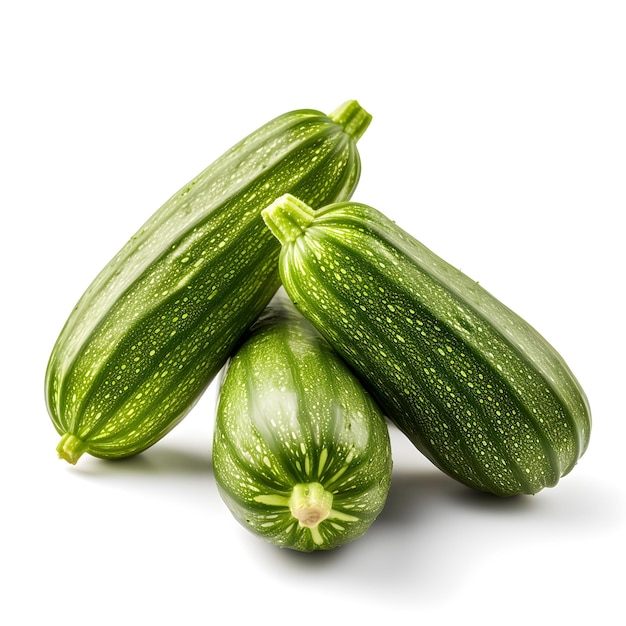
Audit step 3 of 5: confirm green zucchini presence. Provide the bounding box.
[212,290,392,551]
[262,194,592,497]
[45,101,371,464]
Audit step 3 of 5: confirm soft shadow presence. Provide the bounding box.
[264,466,539,569]
[453,482,538,512]
[265,465,559,595]
[269,538,356,568]
[262,467,458,571]
[377,465,535,531]
[379,468,464,524]
[73,443,213,478]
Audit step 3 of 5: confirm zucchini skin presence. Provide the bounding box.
[212,290,392,551]
[262,195,592,497]
[45,101,371,464]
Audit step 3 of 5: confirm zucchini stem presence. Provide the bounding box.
[289,482,333,529]
[57,432,88,465]
[328,100,372,142]
[262,194,315,246]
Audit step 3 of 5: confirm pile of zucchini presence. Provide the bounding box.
[46,100,591,552]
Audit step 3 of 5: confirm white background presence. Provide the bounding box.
[1,1,624,624]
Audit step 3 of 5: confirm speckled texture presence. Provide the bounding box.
[46,102,371,462]
[263,195,592,496]
[212,290,392,551]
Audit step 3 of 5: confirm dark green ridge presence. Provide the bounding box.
[216,353,293,495]
[355,205,590,469]
[212,291,390,551]
[243,325,307,487]
[328,207,584,474]
[301,230,564,494]
[263,195,590,495]
[291,246,522,494]
[228,313,384,496]
[47,112,334,375]
[315,234,562,494]
[217,321,320,492]
[67,236,278,446]
[48,103,369,463]
[58,131,351,417]
[79,224,282,445]
[262,198,513,492]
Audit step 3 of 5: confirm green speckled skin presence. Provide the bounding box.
[263,195,592,497]
[45,102,371,463]
[212,290,392,551]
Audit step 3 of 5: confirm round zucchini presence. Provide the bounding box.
[212,290,392,551]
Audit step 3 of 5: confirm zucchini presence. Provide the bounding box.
[46,101,371,464]
[212,290,392,551]
[262,194,592,497]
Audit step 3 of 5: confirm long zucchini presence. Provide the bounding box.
[262,194,591,497]
[46,102,371,464]
[212,290,392,551]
